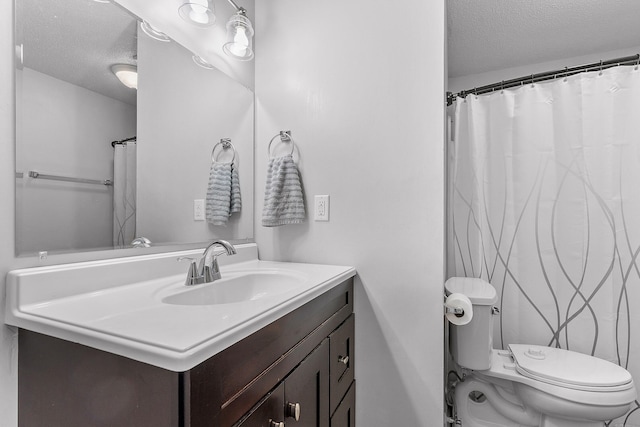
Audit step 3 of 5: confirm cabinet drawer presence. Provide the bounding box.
[329,315,354,415]
[235,383,285,427]
[330,381,355,427]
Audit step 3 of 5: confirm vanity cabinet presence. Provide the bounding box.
[18,278,354,427]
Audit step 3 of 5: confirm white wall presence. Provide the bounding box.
[254,0,446,425]
[16,68,135,254]
[136,30,254,245]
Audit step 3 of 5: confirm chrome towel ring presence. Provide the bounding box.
[267,130,296,159]
[211,138,237,163]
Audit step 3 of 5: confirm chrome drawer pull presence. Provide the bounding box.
[286,402,301,421]
[338,355,349,365]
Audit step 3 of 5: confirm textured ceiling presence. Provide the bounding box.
[448,0,640,78]
[19,0,138,105]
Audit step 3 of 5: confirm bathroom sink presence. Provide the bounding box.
[6,242,356,371]
[161,270,307,305]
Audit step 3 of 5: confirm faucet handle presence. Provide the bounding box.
[203,256,223,282]
[177,256,203,286]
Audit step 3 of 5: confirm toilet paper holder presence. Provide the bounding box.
[443,298,501,316]
[445,304,465,316]
[443,295,465,317]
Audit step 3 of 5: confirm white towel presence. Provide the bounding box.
[206,162,241,226]
[262,154,305,227]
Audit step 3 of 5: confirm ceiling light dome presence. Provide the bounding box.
[111,64,138,89]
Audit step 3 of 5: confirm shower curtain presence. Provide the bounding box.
[113,142,136,248]
[448,65,640,425]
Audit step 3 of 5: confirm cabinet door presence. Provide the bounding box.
[329,315,354,415]
[330,381,355,427]
[284,339,330,426]
[235,383,285,427]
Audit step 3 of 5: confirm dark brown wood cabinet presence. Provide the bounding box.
[19,278,355,427]
[237,339,328,427]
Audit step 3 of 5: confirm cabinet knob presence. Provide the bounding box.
[338,355,349,365]
[286,402,301,421]
[269,421,285,427]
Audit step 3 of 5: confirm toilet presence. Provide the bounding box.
[445,277,637,427]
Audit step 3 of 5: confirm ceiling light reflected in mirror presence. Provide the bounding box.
[111,64,138,89]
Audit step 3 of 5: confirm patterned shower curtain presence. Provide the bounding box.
[113,142,136,248]
[448,65,640,425]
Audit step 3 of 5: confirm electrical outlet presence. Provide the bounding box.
[314,195,329,221]
[194,199,205,221]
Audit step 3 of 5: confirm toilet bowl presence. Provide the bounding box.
[445,277,637,427]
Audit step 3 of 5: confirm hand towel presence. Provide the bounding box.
[206,162,241,226]
[262,154,305,227]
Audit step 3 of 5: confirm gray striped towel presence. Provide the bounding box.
[262,154,305,227]
[206,162,241,226]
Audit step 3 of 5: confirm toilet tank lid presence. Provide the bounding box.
[444,277,497,305]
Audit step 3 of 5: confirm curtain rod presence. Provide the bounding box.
[111,136,137,148]
[447,53,640,106]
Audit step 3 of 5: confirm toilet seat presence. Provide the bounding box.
[476,348,636,407]
[508,344,633,392]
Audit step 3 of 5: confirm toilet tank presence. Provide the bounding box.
[445,277,497,370]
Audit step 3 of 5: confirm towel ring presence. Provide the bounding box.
[211,138,237,163]
[267,130,296,159]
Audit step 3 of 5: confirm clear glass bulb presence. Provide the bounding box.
[179,0,214,26]
[189,2,210,25]
[229,26,248,56]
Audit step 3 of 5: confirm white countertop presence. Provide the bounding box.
[5,244,355,371]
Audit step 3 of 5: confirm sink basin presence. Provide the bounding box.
[162,270,307,305]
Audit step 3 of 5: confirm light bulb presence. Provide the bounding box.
[178,0,215,27]
[223,12,254,60]
[189,1,210,25]
[229,26,249,56]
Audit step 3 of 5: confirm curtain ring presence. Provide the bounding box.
[500,81,504,94]
[563,66,568,82]
[530,74,534,87]
[599,60,603,76]
[635,55,639,71]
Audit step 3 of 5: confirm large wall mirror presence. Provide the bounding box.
[15,0,254,256]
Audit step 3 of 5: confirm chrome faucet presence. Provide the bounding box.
[130,236,152,248]
[178,240,237,286]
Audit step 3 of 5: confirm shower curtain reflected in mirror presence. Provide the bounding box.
[113,141,136,248]
[448,66,640,425]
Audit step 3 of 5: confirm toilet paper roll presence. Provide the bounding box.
[445,293,473,326]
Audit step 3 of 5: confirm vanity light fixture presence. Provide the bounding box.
[140,21,171,42]
[178,0,216,28]
[111,64,138,89]
[223,7,254,61]
[192,55,215,70]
